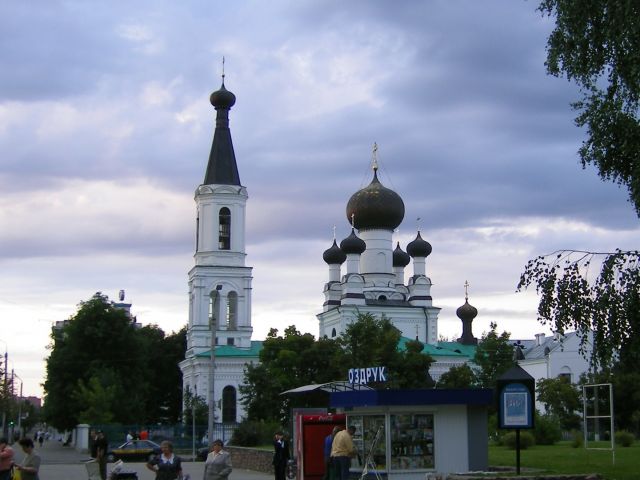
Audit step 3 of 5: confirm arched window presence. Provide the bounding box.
[219,207,231,250]
[331,328,337,338]
[222,386,237,423]
[209,290,220,327]
[226,291,238,329]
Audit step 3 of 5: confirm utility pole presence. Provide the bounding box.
[208,285,222,448]
[1,350,7,437]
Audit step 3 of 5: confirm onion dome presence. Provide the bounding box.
[407,231,432,258]
[346,170,405,231]
[323,240,347,265]
[210,81,236,110]
[340,228,366,255]
[393,242,411,267]
[456,300,478,321]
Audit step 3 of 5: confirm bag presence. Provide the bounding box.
[11,467,22,480]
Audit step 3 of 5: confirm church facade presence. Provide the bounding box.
[179,80,480,423]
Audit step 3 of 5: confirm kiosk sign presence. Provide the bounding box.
[348,366,387,385]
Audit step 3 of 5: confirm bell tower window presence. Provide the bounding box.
[219,207,231,250]
[226,291,238,329]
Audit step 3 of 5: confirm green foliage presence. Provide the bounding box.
[473,322,514,389]
[43,292,186,430]
[570,430,584,448]
[231,419,281,447]
[502,430,535,450]
[518,250,640,370]
[539,0,640,215]
[536,376,581,431]
[183,386,208,426]
[241,313,435,424]
[436,364,477,388]
[241,325,344,424]
[616,430,635,447]
[534,413,562,445]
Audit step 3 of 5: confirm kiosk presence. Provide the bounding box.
[329,388,492,479]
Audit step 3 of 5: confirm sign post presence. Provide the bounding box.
[496,365,535,475]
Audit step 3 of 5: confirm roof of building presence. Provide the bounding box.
[398,337,477,359]
[203,80,241,186]
[195,340,263,358]
[516,332,580,360]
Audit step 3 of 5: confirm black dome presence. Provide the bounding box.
[210,82,236,110]
[456,300,478,320]
[340,228,366,255]
[346,171,404,231]
[393,242,411,267]
[323,240,346,265]
[407,232,432,258]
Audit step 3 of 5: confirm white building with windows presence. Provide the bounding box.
[179,79,260,423]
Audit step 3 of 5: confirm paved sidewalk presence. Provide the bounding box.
[14,438,272,480]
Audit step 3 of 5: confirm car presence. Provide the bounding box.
[106,440,162,462]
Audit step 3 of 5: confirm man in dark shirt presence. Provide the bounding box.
[94,431,109,480]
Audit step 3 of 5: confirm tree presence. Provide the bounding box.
[536,376,581,431]
[183,386,208,426]
[518,250,640,370]
[539,1,640,214]
[43,292,187,430]
[436,364,477,389]
[240,326,344,424]
[473,322,514,389]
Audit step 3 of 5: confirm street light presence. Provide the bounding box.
[13,372,23,438]
[208,284,222,448]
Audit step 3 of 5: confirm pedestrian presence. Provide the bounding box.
[146,440,182,480]
[126,431,133,443]
[203,438,232,480]
[323,427,340,480]
[330,425,357,480]
[272,431,289,480]
[0,437,14,480]
[94,430,109,480]
[14,438,41,480]
[37,433,43,448]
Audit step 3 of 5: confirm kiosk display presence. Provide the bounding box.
[390,414,434,470]
[347,415,386,471]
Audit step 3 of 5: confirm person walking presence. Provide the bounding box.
[272,431,289,480]
[330,426,357,480]
[146,440,182,480]
[203,439,232,480]
[323,427,340,480]
[0,438,14,480]
[94,431,109,480]
[14,438,41,480]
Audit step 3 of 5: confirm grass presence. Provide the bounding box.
[489,441,638,480]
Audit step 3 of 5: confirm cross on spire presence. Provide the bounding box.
[350,213,355,228]
[464,280,470,300]
[371,142,379,172]
[332,225,336,240]
[222,56,226,83]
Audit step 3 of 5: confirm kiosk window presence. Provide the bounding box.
[390,414,434,470]
[348,415,386,472]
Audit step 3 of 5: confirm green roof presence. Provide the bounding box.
[398,337,476,359]
[195,340,263,358]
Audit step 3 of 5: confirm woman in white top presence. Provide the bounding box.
[203,439,232,480]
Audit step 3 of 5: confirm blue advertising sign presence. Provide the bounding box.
[348,366,387,385]
[499,382,533,429]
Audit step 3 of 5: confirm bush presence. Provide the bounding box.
[231,419,281,446]
[534,414,562,445]
[570,430,584,448]
[615,430,635,447]
[502,431,535,450]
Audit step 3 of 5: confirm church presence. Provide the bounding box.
[179,78,480,422]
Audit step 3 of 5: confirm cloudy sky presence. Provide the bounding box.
[2,0,639,398]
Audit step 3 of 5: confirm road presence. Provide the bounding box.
[13,438,272,480]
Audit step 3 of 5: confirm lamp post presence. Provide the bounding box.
[1,342,8,438]
[191,384,197,461]
[208,285,222,448]
[13,372,23,438]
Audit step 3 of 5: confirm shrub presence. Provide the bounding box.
[615,430,635,447]
[231,419,281,446]
[570,430,584,448]
[502,431,535,450]
[534,414,562,445]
